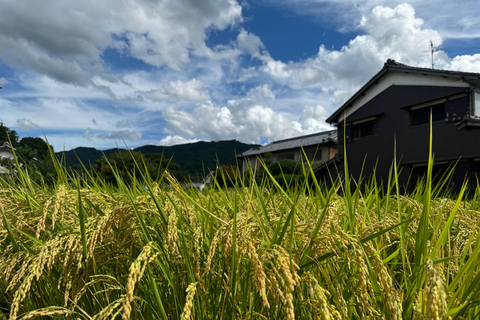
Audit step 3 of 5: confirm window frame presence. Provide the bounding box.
[351,117,377,140]
[410,101,446,127]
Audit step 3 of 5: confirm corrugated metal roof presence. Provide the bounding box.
[238,130,337,158]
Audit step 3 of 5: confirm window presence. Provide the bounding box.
[277,153,294,161]
[352,119,376,139]
[411,103,445,126]
[475,92,480,116]
[303,149,322,162]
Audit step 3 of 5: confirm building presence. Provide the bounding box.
[0,141,15,174]
[238,130,337,171]
[315,59,480,191]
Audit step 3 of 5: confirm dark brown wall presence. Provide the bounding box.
[332,85,479,190]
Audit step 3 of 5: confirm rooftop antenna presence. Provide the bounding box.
[429,40,435,69]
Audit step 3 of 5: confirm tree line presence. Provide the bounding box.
[0,122,191,185]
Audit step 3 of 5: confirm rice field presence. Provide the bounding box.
[1,149,480,319]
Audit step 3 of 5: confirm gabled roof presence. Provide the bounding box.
[238,130,337,158]
[0,141,14,153]
[326,59,480,124]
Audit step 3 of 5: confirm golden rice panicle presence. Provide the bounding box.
[305,273,329,320]
[167,204,180,259]
[181,282,198,320]
[93,297,125,320]
[243,239,269,309]
[63,234,80,271]
[425,259,450,320]
[313,275,343,320]
[121,242,158,320]
[3,253,24,287]
[17,306,74,320]
[6,254,32,292]
[63,278,72,308]
[36,196,52,238]
[193,224,203,281]
[34,236,63,281]
[332,282,349,319]
[86,205,124,261]
[203,228,221,277]
[49,184,69,234]
[272,245,301,320]
[352,244,378,317]
[9,263,36,320]
[365,242,402,320]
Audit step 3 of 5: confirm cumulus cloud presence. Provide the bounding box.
[253,2,480,109]
[299,105,331,133]
[259,4,444,89]
[0,0,242,85]
[16,118,40,130]
[158,135,201,146]
[2,1,480,151]
[163,84,304,143]
[0,77,8,86]
[265,0,480,40]
[144,78,210,102]
[450,54,480,73]
[159,3,480,144]
[236,29,265,58]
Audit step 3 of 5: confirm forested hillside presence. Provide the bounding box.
[57,140,259,177]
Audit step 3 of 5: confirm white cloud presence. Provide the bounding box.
[0,77,8,86]
[16,118,40,130]
[83,128,142,142]
[160,3,480,145]
[264,0,480,40]
[255,2,480,107]
[450,54,480,73]
[97,130,142,141]
[158,135,201,146]
[236,29,265,58]
[163,84,304,143]
[144,78,210,102]
[1,1,480,152]
[299,105,331,133]
[0,0,243,85]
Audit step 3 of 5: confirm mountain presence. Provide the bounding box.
[57,140,259,176]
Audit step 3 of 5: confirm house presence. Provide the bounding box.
[238,130,337,171]
[0,141,15,174]
[315,59,480,191]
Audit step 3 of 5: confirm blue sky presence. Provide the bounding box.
[0,0,479,151]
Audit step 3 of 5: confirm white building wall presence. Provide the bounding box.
[0,150,14,159]
[339,72,471,122]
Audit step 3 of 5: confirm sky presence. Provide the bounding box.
[0,0,479,151]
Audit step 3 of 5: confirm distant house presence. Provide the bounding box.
[238,130,337,171]
[0,141,15,174]
[315,59,480,191]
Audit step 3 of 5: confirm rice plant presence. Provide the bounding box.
[1,142,480,319]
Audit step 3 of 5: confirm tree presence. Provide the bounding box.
[214,165,239,188]
[92,151,188,185]
[0,122,19,146]
[18,137,51,160]
[267,159,302,176]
